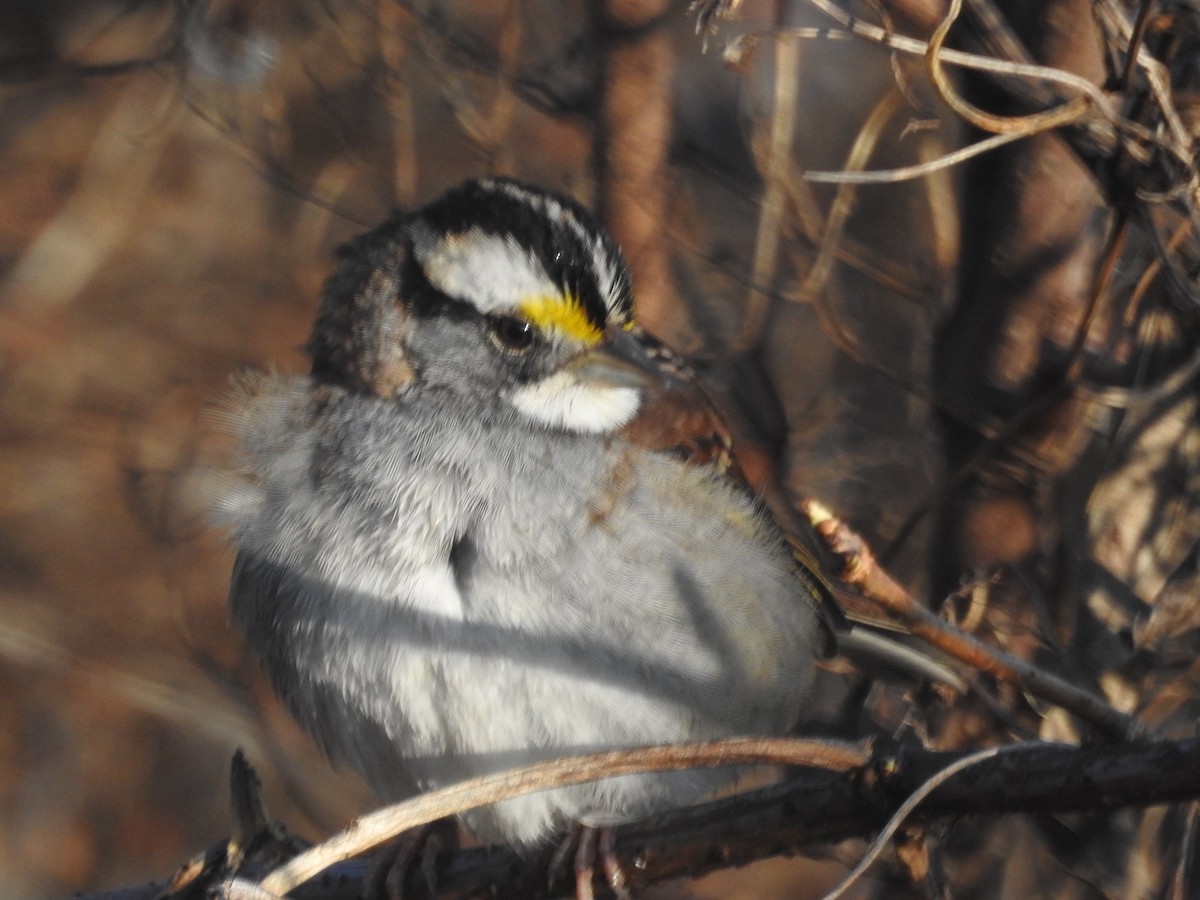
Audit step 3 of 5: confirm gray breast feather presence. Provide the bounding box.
[224,380,818,845]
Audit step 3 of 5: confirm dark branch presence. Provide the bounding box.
[75,737,1200,899]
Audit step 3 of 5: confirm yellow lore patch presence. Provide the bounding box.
[518,294,602,344]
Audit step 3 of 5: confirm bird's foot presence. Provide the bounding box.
[364,818,458,900]
[551,824,631,900]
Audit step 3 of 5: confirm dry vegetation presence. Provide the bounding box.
[3,1,1200,898]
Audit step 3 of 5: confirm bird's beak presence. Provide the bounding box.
[566,326,663,390]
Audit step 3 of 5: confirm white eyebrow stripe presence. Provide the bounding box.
[414,226,558,314]
[484,180,626,320]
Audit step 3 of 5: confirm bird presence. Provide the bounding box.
[215,176,828,853]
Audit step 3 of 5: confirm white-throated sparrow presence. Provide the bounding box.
[216,177,827,847]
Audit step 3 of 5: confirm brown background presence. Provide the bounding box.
[4,1,1197,898]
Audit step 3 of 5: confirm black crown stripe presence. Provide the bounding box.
[416,178,630,331]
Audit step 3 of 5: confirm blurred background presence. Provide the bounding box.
[3,1,1200,897]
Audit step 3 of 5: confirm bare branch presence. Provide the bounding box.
[84,737,1200,899]
[803,501,1145,741]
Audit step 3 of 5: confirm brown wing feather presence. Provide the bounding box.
[615,330,847,647]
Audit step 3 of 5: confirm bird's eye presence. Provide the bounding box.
[489,315,536,352]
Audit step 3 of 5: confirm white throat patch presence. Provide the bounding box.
[509,371,641,434]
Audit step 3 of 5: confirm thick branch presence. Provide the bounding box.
[79,737,1200,899]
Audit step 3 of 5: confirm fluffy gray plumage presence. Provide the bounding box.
[219,178,820,846]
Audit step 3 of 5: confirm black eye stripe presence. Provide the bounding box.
[403,252,541,356]
[400,249,478,322]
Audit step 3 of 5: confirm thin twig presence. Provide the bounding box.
[803,0,1113,111]
[1122,217,1193,329]
[822,743,1022,900]
[804,126,1029,184]
[1096,0,1194,161]
[799,87,906,301]
[258,738,867,895]
[802,501,1145,741]
[741,20,801,347]
[1120,0,1158,90]
[1065,215,1128,383]
[924,0,1094,135]
[1094,0,1200,222]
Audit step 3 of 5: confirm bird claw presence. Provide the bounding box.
[551,824,632,900]
[364,819,456,900]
